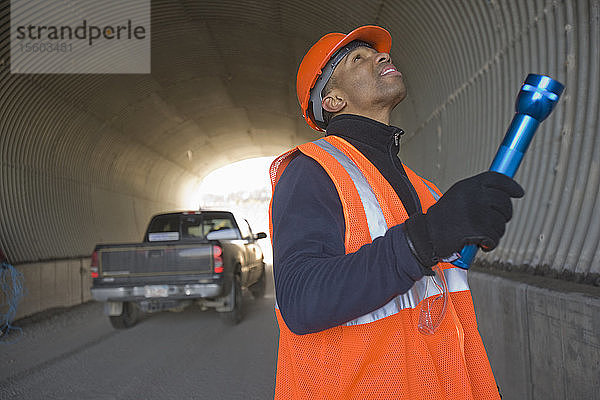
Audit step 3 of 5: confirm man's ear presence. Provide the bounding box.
[322,93,346,113]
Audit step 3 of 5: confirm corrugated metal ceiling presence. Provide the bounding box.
[0,0,598,284]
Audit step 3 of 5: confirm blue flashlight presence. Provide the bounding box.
[452,74,564,270]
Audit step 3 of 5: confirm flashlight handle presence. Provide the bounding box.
[451,114,540,269]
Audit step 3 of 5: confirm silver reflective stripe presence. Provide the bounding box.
[445,267,469,292]
[347,277,427,326]
[273,270,468,323]
[345,268,469,326]
[309,138,470,326]
[313,139,388,241]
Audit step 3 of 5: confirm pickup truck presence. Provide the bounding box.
[90,210,267,329]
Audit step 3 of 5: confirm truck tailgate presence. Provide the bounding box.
[98,243,214,276]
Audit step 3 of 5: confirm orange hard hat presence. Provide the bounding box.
[296,25,392,131]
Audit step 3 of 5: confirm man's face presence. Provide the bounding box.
[329,46,406,113]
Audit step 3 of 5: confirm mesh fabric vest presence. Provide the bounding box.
[269,136,500,400]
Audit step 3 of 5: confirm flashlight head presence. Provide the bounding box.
[515,74,564,122]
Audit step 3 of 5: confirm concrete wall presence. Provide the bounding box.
[470,270,600,400]
[11,258,92,321]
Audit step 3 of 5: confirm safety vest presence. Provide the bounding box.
[269,136,500,400]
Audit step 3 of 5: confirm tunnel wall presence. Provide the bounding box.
[395,0,600,281]
[0,65,199,316]
[469,271,600,400]
[11,258,93,320]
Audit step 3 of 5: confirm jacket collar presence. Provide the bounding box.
[324,114,404,152]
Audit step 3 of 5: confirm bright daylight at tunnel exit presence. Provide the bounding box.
[1,0,599,399]
[195,156,275,264]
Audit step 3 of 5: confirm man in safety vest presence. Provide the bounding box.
[269,25,522,399]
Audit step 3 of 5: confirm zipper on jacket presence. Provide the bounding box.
[389,133,422,214]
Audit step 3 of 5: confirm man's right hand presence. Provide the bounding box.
[404,171,524,268]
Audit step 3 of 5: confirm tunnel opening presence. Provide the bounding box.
[197,156,275,263]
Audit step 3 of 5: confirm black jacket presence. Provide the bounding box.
[271,114,426,334]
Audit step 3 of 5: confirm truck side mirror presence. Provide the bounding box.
[254,232,267,240]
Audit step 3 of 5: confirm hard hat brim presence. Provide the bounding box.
[325,25,392,62]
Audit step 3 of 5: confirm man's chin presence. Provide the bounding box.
[390,88,408,107]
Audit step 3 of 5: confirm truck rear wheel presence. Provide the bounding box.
[249,267,266,299]
[109,301,140,329]
[220,275,243,325]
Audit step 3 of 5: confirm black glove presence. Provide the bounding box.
[404,171,524,268]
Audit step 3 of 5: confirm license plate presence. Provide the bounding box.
[144,285,169,298]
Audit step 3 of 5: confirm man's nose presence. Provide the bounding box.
[375,52,391,64]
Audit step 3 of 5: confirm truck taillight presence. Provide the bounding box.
[91,251,99,278]
[213,245,223,273]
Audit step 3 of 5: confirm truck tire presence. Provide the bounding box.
[249,267,266,299]
[220,275,243,325]
[109,301,140,329]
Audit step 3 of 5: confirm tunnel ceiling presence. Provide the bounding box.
[1,0,599,282]
[1,0,510,180]
[4,1,323,180]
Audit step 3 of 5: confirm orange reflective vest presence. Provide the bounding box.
[269,136,500,400]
